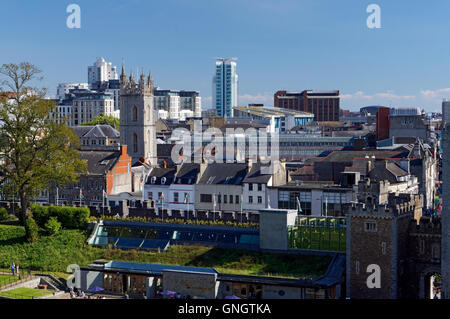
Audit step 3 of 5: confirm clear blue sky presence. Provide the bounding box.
[1,0,450,111]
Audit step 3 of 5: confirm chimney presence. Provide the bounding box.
[120,145,127,156]
[247,158,253,171]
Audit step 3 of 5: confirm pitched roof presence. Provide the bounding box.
[243,163,272,184]
[146,167,177,185]
[79,150,120,175]
[73,124,119,139]
[174,163,200,185]
[198,163,248,185]
[368,162,408,183]
[291,166,315,176]
[318,150,407,163]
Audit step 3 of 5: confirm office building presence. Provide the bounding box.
[274,90,340,122]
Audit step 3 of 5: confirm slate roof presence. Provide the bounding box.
[318,150,407,163]
[368,162,408,183]
[146,167,177,185]
[291,166,315,176]
[174,163,200,185]
[243,163,273,184]
[73,124,120,139]
[79,151,120,175]
[198,163,248,185]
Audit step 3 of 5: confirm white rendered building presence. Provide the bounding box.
[88,57,118,89]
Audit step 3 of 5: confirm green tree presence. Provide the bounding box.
[0,62,87,241]
[44,216,61,236]
[81,114,120,130]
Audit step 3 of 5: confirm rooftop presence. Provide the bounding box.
[234,106,314,119]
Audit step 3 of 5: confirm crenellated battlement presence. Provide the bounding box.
[346,193,423,219]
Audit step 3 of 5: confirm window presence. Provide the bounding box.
[148,192,153,200]
[258,196,262,204]
[419,239,425,255]
[258,184,262,191]
[432,244,440,259]
[248,196,253,204]
[218,195,221,204]
[174,192,179,203]
[224,195,227,204]
[365,220,377,232]
[132,105,138,121]
[133,133,138,153]
[200,194,212,203]
[248,184,253,191]
[229,195,233,204]
[236,195,239,204]
[381,242,387,255]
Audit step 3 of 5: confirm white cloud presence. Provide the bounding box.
[341,91,415,100]
[238,93,273,105]
[420,88,450,99]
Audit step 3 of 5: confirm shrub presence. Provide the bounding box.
[44,217,61,236]
[0,207,8,221]
[31,204,49,228]
[31,205,90,230]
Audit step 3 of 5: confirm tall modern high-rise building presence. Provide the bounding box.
[88,57,118,89]
[213,58,238,118]
[443,100,450,125]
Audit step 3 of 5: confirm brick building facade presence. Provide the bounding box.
[274,90,340,122]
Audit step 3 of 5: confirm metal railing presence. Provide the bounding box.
[0,273,33,291]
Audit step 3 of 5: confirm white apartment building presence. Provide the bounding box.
[154,89,202,121]
[88,57,118,89]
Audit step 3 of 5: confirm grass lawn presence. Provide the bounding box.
[0,287,52,299]
[0,224,332,281]
[0,274,19,287]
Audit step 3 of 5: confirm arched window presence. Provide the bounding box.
[132,105,138,122]
[147,105,151,121]
[133,133,138,153]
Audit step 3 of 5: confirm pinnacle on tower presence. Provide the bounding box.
[120,58,127,86]
[140,67,145,86]
[147,70,153,87]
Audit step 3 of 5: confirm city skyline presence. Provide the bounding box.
[2,0,450,111]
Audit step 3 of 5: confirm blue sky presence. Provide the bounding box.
[1,0,450,111]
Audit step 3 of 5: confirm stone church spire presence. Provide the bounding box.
[120,58,127,87]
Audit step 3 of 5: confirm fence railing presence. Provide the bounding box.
[0,273,33,291]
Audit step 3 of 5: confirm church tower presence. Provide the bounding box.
[441,123,450,299]
[119,61,157,165]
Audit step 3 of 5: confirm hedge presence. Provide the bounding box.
[0,207,8,221]
[31,205,90,230]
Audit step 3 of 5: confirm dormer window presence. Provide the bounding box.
[151,176,156,184]
[161,177,167,185]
